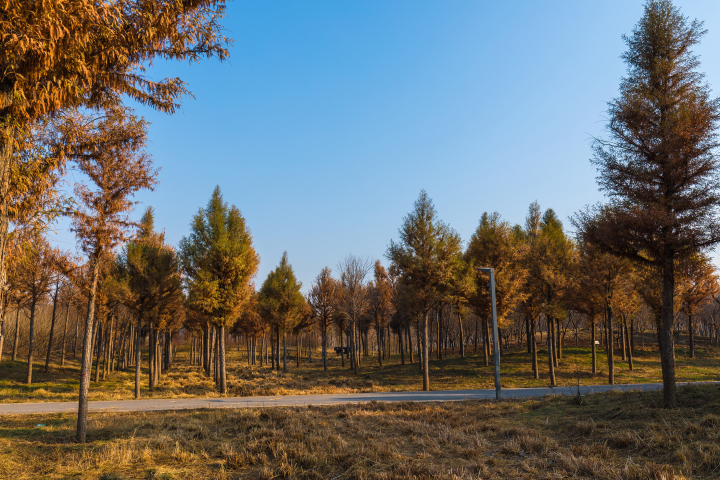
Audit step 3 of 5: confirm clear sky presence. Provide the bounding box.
[51,1,720,291]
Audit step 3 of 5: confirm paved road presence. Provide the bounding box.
[1,381,717,415]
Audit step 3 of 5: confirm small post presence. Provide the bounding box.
[478,267,501,400]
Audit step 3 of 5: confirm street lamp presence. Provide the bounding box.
[477,267,501,400]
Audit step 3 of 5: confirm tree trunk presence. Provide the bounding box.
[660,257,677,408]
[283,328,287,373]
[322,326,327,371]
[76,256,100,443]
[407,322,413,363]
[458,313,465,358]
[12,307,19,360]
[421,310,429,391]
[376,319,383,368]
[60,302,71,367]
[591,320,597,374]
[0,93,14,337]
[134,314,142,399]
[625,317,633,371]
[525,315,531,353]
[531,317,538,379]
[437,306,443,361]
[607,303,614,385]
[555,317,561,363]
[482,316,489,366]
[148,319,155,389]
[94,321,102,383]
[689,314,695,358]
[219,324,227,394]
[548,316,556,387]
[44,281,60,373]
[399,324,405,365]
[26,294,38,384]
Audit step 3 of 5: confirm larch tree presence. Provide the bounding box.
[0,0,231,323]
[368,261,393,368]
[258,252,304,373]
[574,0,720,408]
[336,255,372,374]
[117,207,182,398]
[387,190,461,391]
[68,108,157,443]
[464,212,527,365]
[523,208,575,386]
[308,267,338,371]
[13,230,54,384]
[678,253,718,358]
[180,187,259,393]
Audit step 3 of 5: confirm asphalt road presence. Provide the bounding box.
[0,381,716,415]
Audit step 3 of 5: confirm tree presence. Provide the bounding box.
[308,267,338,371]
[576,240,632,384]
[387,190,461,391]
[0,0,230,325]
[522,207,575,386]
[69,108,157,442]
[574,0,720,407]
[258,252,304,373]
[465,212,527,365]
[678,253,718,358]
[13,230,54,383]
[180,187,259,393]
[117,207,182,398]
[368,261,393,368]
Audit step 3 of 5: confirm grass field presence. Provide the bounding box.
[0,384,719,479]
[1,336,719,403]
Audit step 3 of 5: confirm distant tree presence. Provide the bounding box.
[465,211,527,365]
[368,261,393,368]
[523,208,575,386]
[68,108,157,442]
[0,0,231,324]
[118,207,182,397]
[574,0,720,408]
[13,230,54,383]
[576,240,632,384]
[678,254,718,358]
[335,256,372,374]
[308,267,338,371]
[180,187,259,393]
[258,252,304,373]
[387,190,461,391]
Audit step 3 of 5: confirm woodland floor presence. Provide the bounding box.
[0,332,719,403]
[0,384,719,479]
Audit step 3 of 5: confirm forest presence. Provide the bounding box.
[1,0,720,478]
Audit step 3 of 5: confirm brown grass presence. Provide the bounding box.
[1,384,718,479]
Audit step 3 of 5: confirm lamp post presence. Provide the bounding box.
[478,267,501,400]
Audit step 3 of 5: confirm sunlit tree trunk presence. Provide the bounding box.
[77,256,100,442]
[421,310,429,391]
[44,281,60,373]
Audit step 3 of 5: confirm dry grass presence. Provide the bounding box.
[1,337,720,403]
[0,384,718,479]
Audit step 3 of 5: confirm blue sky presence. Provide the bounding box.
[52,1,720,291]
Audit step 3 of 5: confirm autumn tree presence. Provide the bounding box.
[368,261,394,368]
[678,253,718,358]
[180,187,259,393]
[523,207,575,386]
[574,0,720,408]
[575,239,632,384]
[13,230,54,383]
[258,252,304,373]
[68,108,157,442]
[308,267,338,370]
[465,211,527,365]
[117,207,182,397]
[387,191,461,391]
[0,0,230,325]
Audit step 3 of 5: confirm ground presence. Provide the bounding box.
[0,384,718,479]
[0,336,718,403]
